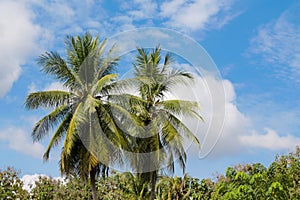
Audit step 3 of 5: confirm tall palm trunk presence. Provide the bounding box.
[90,167,98,200]
[150,170,157,200]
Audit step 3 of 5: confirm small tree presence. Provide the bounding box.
[0,167,29,199]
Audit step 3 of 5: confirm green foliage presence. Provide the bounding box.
[96,172,150,199]
[63,177,91,199]
[0,167,29,199]
[1,146,300,199]
[211,146,300,200]
[27,175,92,200]
[17,32,300,199]
[30,176,63,200]
[156,174,213,200]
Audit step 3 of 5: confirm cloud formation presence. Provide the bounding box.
[0,127,44,158]
[249,3,300,82]
[21,174,65,191]
[21,174,47,191]
[0,1,41,98]
[173,73,300,158]
[109,0,238,32]
[160,0,237,31]
[240,128,300,151]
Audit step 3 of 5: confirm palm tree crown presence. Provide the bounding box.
[24,33,127,199]
[117,47,202,200]
[129,47,202,172]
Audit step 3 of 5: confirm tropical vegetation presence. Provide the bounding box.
[112,47,202,199]
[24,33,128,200]
[1,146,299,199]
[23,33,202,199]
[7,32,297,199]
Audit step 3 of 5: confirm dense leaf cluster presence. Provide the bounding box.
[1,147,299,199]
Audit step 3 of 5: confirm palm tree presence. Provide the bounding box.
[116,47,202,200]
[119,172,150,199]
[156,175,192,200]
[24,33,128,200]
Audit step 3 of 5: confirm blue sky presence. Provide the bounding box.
[0,0,300,181]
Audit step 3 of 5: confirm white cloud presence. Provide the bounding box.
[198,77,300,156]
[160,0,237,31]
[129,0,158,20]
[111,15,135,31]
[0,127,44,158]
[21,174,47,191]
[111,0,238,33]
[240,128,300,151]
[111,0,158,31]
[0,0,41,98]
[21,174,65,191]
[37,0,110,35]
[249,4,300,82]
[45,2,75,20]
[159,0,185,17]
[170,70,300,158]
[120,0,158,21]
[176,75,250,157]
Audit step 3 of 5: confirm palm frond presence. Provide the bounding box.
[135,48,149,68]
[150,46,161,65]
[66,35,86,70]
[168,113,200,147]
[99,43,120,76]
[32,105,70,142]
[97,104,128,150]
[60,138,83,176]
[161,69,194,92]
[165,150,175,174]
[38,52,83,89]
[24,91,72,109]
[43,112,72,160]
[108,94,148,116]
[108,102,144,137]
[161,117,179,145]
[161,53,173,74]
[160,100,202,119]
[92,74,118,96]
[100,78,138,96]
[63,102,83,156]
[165,130,186,174]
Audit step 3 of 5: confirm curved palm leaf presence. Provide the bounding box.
[43,112,72,160]
[92,74,118,95]
[63,102,83,156]
[32,104,70,142]
[39,52,84,90]
[24,91,72,109]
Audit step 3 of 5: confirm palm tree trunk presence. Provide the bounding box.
[150,171,157,200]
[90,167,98,200]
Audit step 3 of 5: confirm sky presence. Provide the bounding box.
[0,0,300,184]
